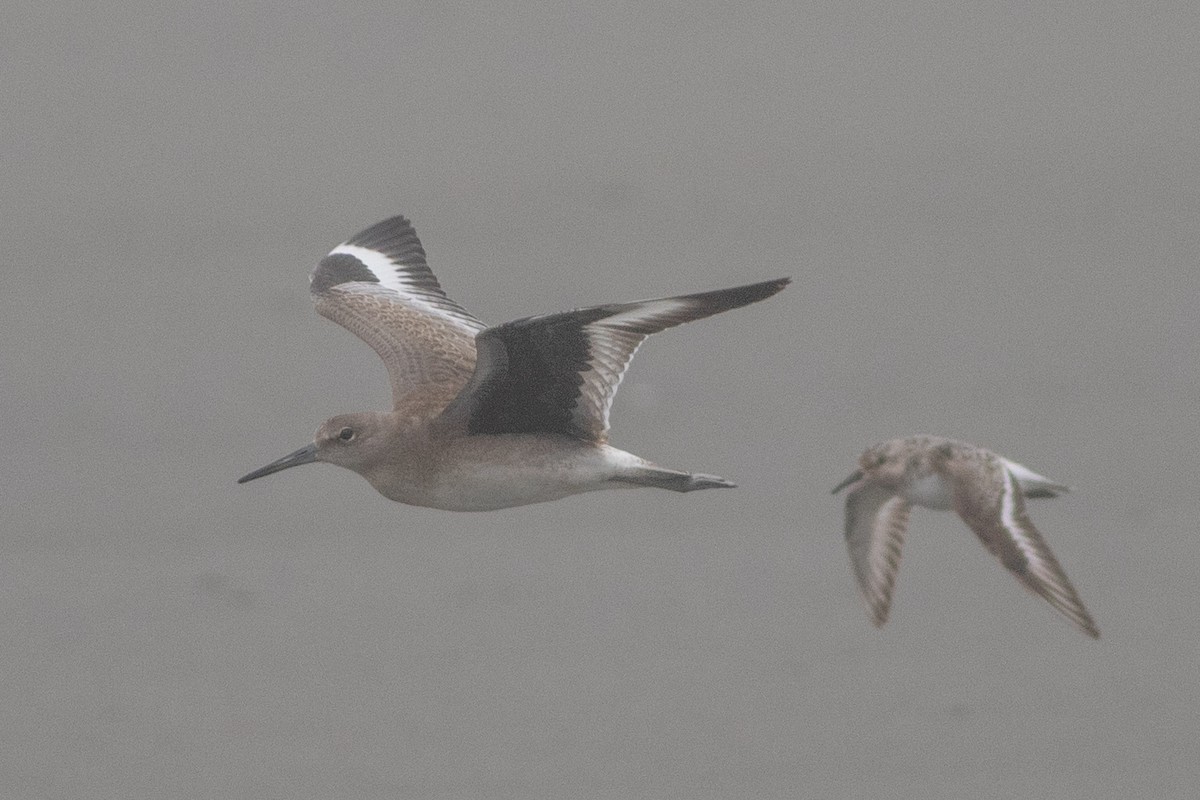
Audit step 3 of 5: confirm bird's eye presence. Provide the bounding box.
[875,454,887,466]
[338,427,355,441]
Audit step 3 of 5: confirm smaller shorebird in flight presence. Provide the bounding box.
[832,435,1100,638]
[239,215,789,511]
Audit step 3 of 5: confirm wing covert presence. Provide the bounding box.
[308,216,485,409]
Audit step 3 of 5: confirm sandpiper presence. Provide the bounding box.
[832,435,1100,638]
[239,215,789,511]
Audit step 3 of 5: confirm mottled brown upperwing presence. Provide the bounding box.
[309,216,485,410]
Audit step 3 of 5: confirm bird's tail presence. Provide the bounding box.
[610,466,737,493]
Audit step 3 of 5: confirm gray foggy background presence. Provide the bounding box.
[5,2,1198,798]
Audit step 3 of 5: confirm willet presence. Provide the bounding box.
[239,215,789,511]
[832,435,1100,638]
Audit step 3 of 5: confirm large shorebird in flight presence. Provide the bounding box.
[239,215,788,511]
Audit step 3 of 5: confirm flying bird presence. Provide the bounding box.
[832,435,1099,638]
[239,215,789,511]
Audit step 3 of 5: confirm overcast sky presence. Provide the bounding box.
[5,2,1199,798]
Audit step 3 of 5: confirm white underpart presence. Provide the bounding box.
[905,472,954,509]
[326,243,469,329]
[419,445,646,511]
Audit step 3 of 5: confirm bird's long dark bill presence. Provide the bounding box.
[831,469,863,495]
[237,444,318,484]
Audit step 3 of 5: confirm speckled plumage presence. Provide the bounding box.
[833,435,1099,638]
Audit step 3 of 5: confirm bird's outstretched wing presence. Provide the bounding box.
[947,458,1100,638]
[444,278,789,441]
[309,216,486,410]
[843,483,911,627]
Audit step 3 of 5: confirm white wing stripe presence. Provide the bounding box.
[599,298,692,328]
[327,243,397,284]
[326,243,471,329]
[1001,468,1079,601]
[999,469,1039,565]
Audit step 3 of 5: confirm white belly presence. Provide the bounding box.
[904,472,954,510]
[422,464,615,511]
[373,441,645,512]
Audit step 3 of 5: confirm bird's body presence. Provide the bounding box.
[239,215,788,510]
[832,435,1099,638]
[352,421,648,512]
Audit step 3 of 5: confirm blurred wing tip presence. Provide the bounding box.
[719,276,791,304]
[1067,604,1101,639]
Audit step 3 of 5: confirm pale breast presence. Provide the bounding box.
[903,472,955,510]
[369,435,635,511]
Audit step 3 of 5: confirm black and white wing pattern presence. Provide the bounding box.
[444,278,789,442]
[309,216,486,409]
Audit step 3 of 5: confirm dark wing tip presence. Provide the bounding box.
[758,276,792,294]
[626,277,790,331]
[324,214,429,274]
[342,215,425,257]
[702,277,790,308]
[310,214,431,296]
